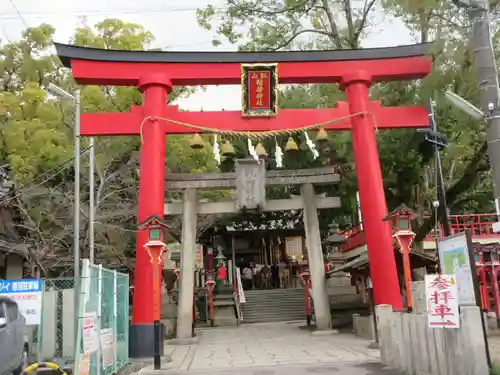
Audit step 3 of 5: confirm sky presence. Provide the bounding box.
[0,0,415,111]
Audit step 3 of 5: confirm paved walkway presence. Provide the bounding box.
[162,321,381,372]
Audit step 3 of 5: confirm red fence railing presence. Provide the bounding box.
[341,213,500,252]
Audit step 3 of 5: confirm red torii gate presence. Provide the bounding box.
[55,42,431,354]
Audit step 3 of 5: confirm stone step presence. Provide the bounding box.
[240,288,313,323]
[239,298,305,305]
[242,315,306,323]
[244,290,305,295]
[241,303,310,311]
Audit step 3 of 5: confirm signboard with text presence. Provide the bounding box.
[241,63,278,117]
[438,232,476,305]
[425,274,460,328]
[100,328,115,368]
[285,236,303,259]
[235,159,266,210]
[0,279,42,325]
[195,244,204,269]
[82,312,99,354]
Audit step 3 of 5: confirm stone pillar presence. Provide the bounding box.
[176,188,197,339]
[301,183,331,330]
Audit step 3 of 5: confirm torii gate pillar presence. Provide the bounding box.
[341,71,402,307]
[130,74,171,356]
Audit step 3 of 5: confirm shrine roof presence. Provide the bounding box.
[54,42,432,68]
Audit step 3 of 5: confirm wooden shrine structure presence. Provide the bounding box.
[164,161,340,336]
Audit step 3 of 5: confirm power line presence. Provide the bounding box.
[7,0,29,29]
[0,5,227,20]
[1,146,92,204]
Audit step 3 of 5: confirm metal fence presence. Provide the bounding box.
[74,260,129,375]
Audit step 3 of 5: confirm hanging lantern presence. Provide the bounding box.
[220,140,236,157]
[255,142,268,158]
[189,133,205,149]
[285,136,298,152]
[315,127,329,143]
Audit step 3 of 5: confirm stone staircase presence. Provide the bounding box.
[241,288,311,324]
[213,284,239,327]
[327,273,368,328]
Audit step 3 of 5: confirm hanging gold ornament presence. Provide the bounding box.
[315,127,329,143]
[221,140,236,157]
[189,133,204,149]
[255,142,268,158]
[285,136,298,152]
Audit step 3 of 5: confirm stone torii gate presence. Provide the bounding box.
[165,162,341,339]
[55,43,431,358]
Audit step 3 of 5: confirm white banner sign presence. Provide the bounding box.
[438,233,476,305]
[82,313,99,354]
[100,328,115,368]
[0,279,42,325]
[425,274,460,329]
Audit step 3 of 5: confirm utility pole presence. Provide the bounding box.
[89,137,95,263]
[458,0,500,215]
[427,101,451,237]
[47,84,81,341]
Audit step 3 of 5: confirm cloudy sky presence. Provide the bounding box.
[0,0,415,110]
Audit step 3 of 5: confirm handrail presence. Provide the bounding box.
[340,213,500,252]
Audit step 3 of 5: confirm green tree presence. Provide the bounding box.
[0,20,218,275]
[198,0,496,242]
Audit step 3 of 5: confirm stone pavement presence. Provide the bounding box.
[160,321,381,372]
[488,331,500,364]
[157,362,400,375]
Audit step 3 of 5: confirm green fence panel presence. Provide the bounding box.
[74,260,130,375]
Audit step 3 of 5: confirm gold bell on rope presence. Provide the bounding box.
[315,127,329,143]
[221,140,236,157]
[189,133,205,150]
[285,136,298,152]
[255,142,268,158]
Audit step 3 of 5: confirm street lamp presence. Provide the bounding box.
[445,91,485,120]
[46,83,81,342]
[445,91,500,232]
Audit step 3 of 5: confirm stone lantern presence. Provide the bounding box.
[383,204,419,312]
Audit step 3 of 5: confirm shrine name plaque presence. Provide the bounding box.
[241,63,278,117]
[235,159,266,210]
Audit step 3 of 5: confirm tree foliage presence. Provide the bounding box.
[2,0,499,274]
[197,0,497,241]
[0,20,218,275]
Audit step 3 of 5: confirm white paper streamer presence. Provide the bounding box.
[213,134,221,164]
[247,138,259,161]
[275,138,283,168]
[304,131,319,159]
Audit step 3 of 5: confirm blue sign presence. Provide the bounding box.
[0,279,42,294]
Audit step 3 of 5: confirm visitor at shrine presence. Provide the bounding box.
[271,263,279,288]
[253,263,262,289]
[214,262,228,294]
[261,264,271,289]
[279,260,287,288]
[242,265,253,290]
